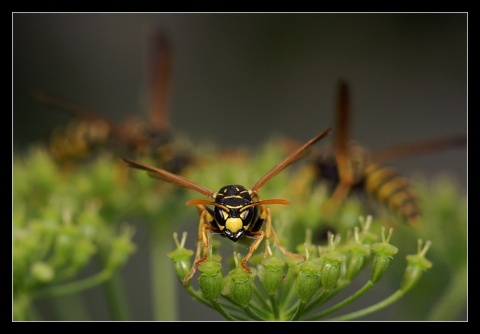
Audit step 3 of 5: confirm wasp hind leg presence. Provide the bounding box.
[245,208,304,270]
[264,208,305,261]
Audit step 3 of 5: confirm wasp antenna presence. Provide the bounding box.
[123,157,215,198]
[257,199,291,206]
[251,127,331,193]
[186,199,214,206]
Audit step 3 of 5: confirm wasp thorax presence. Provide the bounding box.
[213,185,258,242]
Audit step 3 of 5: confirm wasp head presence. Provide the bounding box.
[213,185,258,242]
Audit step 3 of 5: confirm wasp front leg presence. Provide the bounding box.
[182,205,216,286]
[239,229,264,273]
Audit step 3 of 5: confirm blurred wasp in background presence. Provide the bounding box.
[33,32,193,174]
[307,81,466,227]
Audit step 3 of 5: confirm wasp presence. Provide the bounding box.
[123,127,331,285]
[311,81,466,226]
[34,32,191,172]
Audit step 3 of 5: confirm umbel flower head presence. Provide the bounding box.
[169,215,433,321]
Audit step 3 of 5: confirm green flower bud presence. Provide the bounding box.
[72,239,96,269]
[295,228,318,260]
[168,232,194,283]
[400,240,432,292]
[106,227,136,271]
[198,260,223,302]
[370,228,398,283]
[168,247,194,283]
[344,243,371,281]
[31,261,55,283]
[295,260,322,303]
[54,227,75,266]
[261,256,285,296]
[357,216,377,244]
[229,267,253,307]
[321,250,346,291]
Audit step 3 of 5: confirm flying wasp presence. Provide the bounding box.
[123,127,331,285]
[34,32,191,173]
[311,81,466,226]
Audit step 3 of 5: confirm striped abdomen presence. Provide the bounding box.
[363,163,420,225]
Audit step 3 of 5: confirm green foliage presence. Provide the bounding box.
[12,147,169,320]
[12,140,466,321]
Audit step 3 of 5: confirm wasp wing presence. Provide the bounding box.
[369,133,467,164]
[123,158,215,198]
[250,127,331,193]
[147,31,172,136]
[33,91,147,149]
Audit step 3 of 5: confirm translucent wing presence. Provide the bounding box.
[33,91,147,149]
[147,31,172,135]
[369,134,467,164]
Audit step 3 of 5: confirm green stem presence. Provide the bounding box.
[427,264,467,320]
[185,285,246,320]
[185,286,214,307]
[305,280,375,320]
[301,288,329,315]
[290,300,307,321]
[222,293,270,320]
[280,269,300,309]
[328,290,405,321]
[241,305,265,321]
[33,269,111,299]
[102,273,130,320]
[253,285,272,311]
[210,299,238,321]
[269,294,280,320]
[151,223,178,320]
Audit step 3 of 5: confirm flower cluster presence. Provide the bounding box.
[13,148,138,320]
[169,216,433,321]
[14,139,465,321]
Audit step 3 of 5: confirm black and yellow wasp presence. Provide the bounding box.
[34,32,191,173]
[310,81,466,226]
[123,127,331,285]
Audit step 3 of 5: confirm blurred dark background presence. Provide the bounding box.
[13,13,466,186]
[13,13,467,321]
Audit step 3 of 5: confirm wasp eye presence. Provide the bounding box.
[240,210,248,220]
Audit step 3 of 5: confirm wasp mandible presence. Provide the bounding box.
[123,127,331,285]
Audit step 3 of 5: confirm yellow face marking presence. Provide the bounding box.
[220,209,228,220]
[225,204,243,210]
[225,218,243,233]
[240,211,248,220]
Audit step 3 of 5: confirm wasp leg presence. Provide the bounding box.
[182,206,215,286]
[240,230,264,273]
[269,225,305,260]
[263,208,305,260]
[323,181,353,215]
[323,80,355,215]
